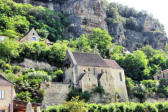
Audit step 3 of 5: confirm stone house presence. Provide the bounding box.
[20,28,41,43]
[0,74,16,112]
[19,28,54,45]
[64,50,128,101]
[153,69,168,80]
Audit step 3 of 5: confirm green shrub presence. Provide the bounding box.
[158,79,168,97]
[109,104,116,112]
[134,104,145,112]
[96,104,103,112]
[51,69,64,82]
[115,104,125,112]
[132,85,146,102]
[125,105,133,112]
[58,105,69,112]
[67,87,91,102]
[0,59,6,70]
[163,103,168,112]
[92,86,105,94]
[12,66,21,73]
[46,102,168,112]
[46,106,58,112]
[27,71,51,81]
[155,103,165,112]
[145,104,158,112]
[4,73,17,83]
[88,104,98,112]
[101,106,109,112]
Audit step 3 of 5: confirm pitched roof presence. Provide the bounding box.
[0,74,14,86]
[104,59,123,69]
[72,52,108,67]
[20,28,40,42]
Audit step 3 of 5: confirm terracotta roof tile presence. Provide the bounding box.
[104,59,123,69]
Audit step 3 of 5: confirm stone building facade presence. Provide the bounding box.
[20,28,41,43]
[153,69,168,80]
[64,50,128,101]
[0,74,16,112]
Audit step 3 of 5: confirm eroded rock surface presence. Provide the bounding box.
[14,0,168,51]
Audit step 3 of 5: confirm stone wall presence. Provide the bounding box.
[111,69,128,101]
[0,86,14,112]
[41,82,70,105]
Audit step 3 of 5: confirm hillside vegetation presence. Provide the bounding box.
[0,0,69,41]
[1,0,168,104]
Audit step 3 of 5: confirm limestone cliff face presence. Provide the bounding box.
[14,0,167,51]
[15,0,107,38]
[107,14,167,51]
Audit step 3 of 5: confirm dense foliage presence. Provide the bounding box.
[0,0,69,41]
[46,99,168,112]
[1,0,168,104]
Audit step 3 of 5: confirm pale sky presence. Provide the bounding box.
[107,0,168,35]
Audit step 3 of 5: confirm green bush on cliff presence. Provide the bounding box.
[0,0,69,41]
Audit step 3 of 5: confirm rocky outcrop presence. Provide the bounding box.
[14,0,168,51]
[107,15,167,51]
[15,0,107,38]
[106,3,168,51]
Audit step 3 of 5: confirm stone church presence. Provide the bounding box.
[42,50,128,105]
[64,49,128,101]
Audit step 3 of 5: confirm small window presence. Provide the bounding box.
[0,36,5,41]
[33,33,35,35]
[157,76,160,80]
[32,37,36,41]
[119,72,122,81]
[163,73,165,78]
[88,68,90,71]
[84,69,86,72]
[0,90,5,99]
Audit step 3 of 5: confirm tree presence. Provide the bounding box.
[64,96,87,112]
[88,28,113,57]
[122,50,150,81]
[110,45,124,61]
[0,38,20,63]
[75,34,92,52]
[48,40,68,66]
